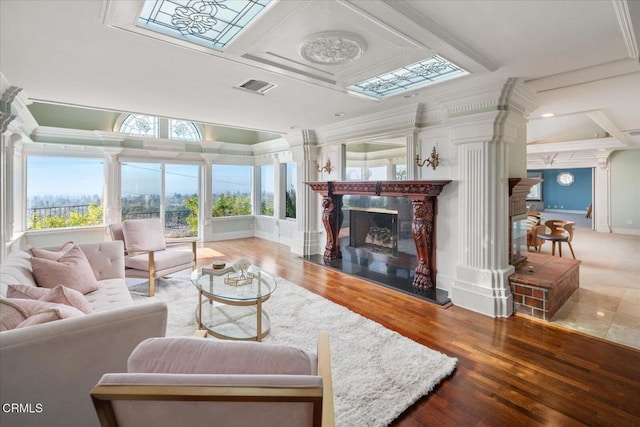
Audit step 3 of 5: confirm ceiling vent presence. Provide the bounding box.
[235,79,276,95]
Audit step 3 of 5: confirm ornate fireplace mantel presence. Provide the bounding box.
[306,180,451,289]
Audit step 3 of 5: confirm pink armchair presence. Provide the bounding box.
[91,333,335,427]
[109,218,196,297]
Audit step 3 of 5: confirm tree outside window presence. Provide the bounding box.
[27,156,104,230]
[212,165,252,217]
[285,162,297,219]
[260,164,274,216]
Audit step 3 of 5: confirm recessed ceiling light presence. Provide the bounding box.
[290,125,300,130]
[541,113,555,118]
[334,112,346,117]
[403,93,417,98]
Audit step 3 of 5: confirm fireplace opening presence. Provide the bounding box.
[349,208,398,256]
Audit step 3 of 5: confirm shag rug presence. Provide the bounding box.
[131,277,457,427]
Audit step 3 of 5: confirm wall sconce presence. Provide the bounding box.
[316,158,333,174]
[415,145,441,170]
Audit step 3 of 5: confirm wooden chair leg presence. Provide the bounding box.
[551,241,556,256]
[568,242,576,259]
[148,251,155,297]
[558,242,563,258]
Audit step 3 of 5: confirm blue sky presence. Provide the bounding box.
[27,157,276,198]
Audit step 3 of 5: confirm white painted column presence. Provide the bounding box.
[103,150,123,232]
[593,151,611,233]
[447,79,535,317]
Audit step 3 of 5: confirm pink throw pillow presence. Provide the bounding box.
[7,284,92,314]
[30,241,75,260]
[31,245,99,294]
[0,298,29,331]
[16,306,84,328]
[0,298,85,330]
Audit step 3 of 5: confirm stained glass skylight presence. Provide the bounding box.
[138,0,273,51]
[348,55,469,99]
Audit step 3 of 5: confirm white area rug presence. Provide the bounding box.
[131,277,457,427]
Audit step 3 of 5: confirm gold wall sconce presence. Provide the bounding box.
[415,145,441,170]
[316,158,333,174]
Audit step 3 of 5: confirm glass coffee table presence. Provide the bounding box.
[190,265,277,342]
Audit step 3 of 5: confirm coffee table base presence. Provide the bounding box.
[196,300,271,341]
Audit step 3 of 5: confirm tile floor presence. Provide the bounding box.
[533,212,640,349]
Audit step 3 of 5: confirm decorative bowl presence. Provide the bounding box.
[212,261,226,270]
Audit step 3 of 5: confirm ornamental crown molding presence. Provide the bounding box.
[434,78,537,120]
[316,103,420,144]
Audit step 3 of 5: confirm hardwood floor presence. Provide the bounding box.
[196,238,640,426]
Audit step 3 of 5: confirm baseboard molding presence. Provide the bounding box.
[543,209,587,215]
[610,227,640,236]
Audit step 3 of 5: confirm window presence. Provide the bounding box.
[259,164,274,216]
[557,172,575,186]
[122,162,200,238]
[212,165,252,217]
[120,114,159,137]
[367,166,387,180]
[165,164,199,237]
[138,0,274,51]
[395,164,407,180]
[27,156,104,230]
[121,162,162,220]
[169,119,201,141]
[346,167,362,181]
[285,162,297,219]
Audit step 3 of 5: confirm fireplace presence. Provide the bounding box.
[306,180,452,306]
[349,208,398,256]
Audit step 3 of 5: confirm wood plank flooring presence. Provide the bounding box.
[196,238,640,426]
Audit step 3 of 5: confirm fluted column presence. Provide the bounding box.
[446,78,536,317]
[594,150,612,232]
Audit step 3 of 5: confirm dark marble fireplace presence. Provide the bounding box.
[305,180,451,305]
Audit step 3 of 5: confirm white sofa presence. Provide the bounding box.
[0,241,168,427]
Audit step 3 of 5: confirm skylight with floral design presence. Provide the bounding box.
[138,0,273,51]
[348,55,469,99]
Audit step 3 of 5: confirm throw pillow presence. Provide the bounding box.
[30,241,75,261]
[0,298,29,331]
[16,305,84,328]
[0,298,84,330]
[7,284,93,314]
[30,245,99,294]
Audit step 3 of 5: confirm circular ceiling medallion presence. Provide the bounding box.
[299,31,366,65]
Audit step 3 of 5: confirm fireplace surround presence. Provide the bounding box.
[306,181,451,296]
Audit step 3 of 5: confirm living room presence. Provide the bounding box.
[1,1,639,426]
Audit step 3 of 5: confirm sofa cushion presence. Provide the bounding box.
[125,250,194,271]
[31,245,99,294]
[0,250,36,298]
[85,278,134,312]
[7,284,92,314]
[128,337,317,375]
[0,298,85,330]
[122,218,167,252]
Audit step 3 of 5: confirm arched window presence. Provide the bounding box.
[169,119,201,141]
[120,114,159,137]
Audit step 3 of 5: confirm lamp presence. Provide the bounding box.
[415,145,440,170]
[316,158,333,174]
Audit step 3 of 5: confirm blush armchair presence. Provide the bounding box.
[109,218,197,297]
[91,333,335,427]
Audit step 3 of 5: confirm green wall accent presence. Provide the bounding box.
[610,150,640,231]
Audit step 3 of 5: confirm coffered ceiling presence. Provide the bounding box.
[1,0,639,164]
